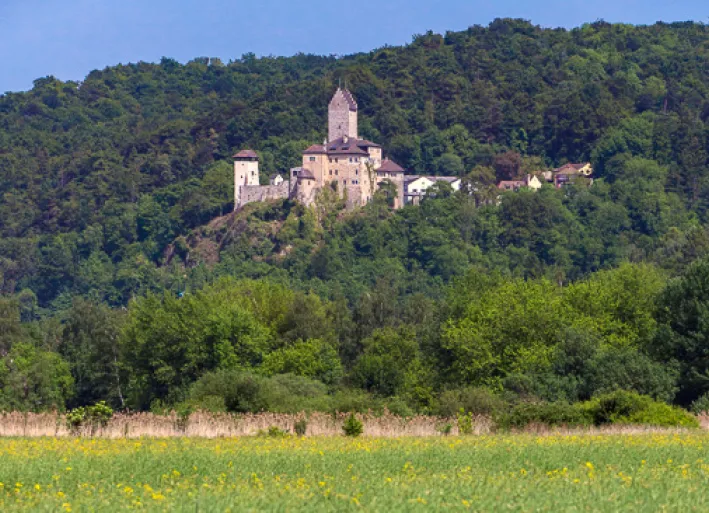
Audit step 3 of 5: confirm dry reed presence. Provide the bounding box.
[0,411,483,438]
[0,411,703,438]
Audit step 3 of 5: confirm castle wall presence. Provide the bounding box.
[238,181,290,209]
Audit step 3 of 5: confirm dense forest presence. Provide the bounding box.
[3,19,709,418]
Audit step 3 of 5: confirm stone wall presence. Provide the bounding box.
[238,181,290,208]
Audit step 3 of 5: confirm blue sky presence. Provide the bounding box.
[1,0,706,93]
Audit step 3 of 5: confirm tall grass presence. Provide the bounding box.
[0,411,491,438]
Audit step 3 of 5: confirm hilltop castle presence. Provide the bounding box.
[234,88,405,210]
[233,88,591,211]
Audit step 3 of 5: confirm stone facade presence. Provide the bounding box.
[234,88,407,211]
[233,150,260,208]
[328,88,358,142]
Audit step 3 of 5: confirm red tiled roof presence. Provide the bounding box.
[377,159,404,173]
[233,149,259,159]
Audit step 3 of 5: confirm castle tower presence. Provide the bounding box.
[328,88,358,142]
[233,149,260,209]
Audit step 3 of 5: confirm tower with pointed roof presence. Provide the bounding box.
[328,88,358,142]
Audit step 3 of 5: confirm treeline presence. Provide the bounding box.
[4,257,709,417]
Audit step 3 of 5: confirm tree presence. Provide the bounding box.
[60,298,126,408]
[0,343,74,412]
[653,257,709,404]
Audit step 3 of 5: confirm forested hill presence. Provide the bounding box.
[6,19,709,415]
[2,18,709,312]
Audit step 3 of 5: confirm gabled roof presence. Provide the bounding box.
[432,176,460,184]
[377,159,405,173]
[325,137,370,156]
[233,149,259,159]
[554,163,589,175]
[330,88,358,112]
[303,144,326,155]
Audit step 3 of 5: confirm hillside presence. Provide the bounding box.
[3,19,709,414]
[1,19,709,308]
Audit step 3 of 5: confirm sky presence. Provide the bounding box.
[1,0,707,93]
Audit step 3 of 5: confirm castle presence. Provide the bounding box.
[234,88,406,210]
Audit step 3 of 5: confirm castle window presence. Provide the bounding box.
[355,169,358,175]
[335,158,339,163]
[309,157,316,162]
[329,170,332,176]
[335,170,339,176]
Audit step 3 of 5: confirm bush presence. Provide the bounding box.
[457,408,473,435]
[66,401,114,436]
[618,401,699,428]
[342,413,364,437]
[189,370,331,413]
[294,418,308,436]
[690,393,709,415]
[495,402,592,430]
[585,390,652,425]
[437,387,507,417]
[584,391,698,428]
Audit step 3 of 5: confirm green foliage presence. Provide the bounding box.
[456,408,474,435]
[66,401,114,435]
[691,393,709,415]
[0,343,74,412]
[495,402,593,430]
[342,412,364,437]
[262,339,342,385]
[437,387,507,417]
[584,390,698,428]
[6,21,709,417]
[294,418,308,436]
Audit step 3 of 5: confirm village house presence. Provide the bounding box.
[403,176,461,205]
[497,174,542,192]
[552,163,594,188]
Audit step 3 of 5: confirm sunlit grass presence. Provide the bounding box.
[1,434,708,511]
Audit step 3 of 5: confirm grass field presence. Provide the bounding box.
[1,434,709,511]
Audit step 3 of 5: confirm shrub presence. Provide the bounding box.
[437,423,453,436]
[583,391,699,428]
[66,401,114,436]
[585,390,653,425]
[690,393,709,415]
[437,387,507,417]
[189,370,331,414]
[495,402,592,430]
[294,418,308,436]
[342,413,364,437]
[619,401,699,428]
[457,408,473,435]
